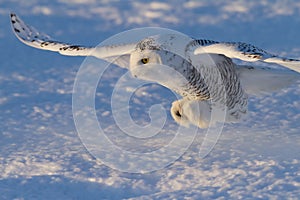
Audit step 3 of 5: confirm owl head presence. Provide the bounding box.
[129,34,193,69]
[128,34,194,92]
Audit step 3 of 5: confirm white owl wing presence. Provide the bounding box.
[194,40,300,73]
[10,13,133,68]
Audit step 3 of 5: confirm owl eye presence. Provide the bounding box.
[141,58,149,64]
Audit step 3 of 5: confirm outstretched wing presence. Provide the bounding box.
[194,40,300,73]
[236,65,299,96]
[10,13,134,68]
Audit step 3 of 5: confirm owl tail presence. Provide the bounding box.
[236,65,299,96]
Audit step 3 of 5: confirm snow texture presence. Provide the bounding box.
[1,0,300,199]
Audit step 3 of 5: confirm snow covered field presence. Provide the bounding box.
[1,0,300,199]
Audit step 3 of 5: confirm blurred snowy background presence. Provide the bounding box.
[1,0,300,199]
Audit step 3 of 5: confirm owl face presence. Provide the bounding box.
[129,34,192,75]
[129,49,163,81]
[129,48,192,94]
[130,49,162,70]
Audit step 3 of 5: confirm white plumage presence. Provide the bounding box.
[10,13,300,128]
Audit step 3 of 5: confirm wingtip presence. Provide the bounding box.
[10,12,18,24]
[9,12,28,44]
[10,12,17,20]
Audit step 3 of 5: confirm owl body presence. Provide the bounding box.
[130,35,248,125]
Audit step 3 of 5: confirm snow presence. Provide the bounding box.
[1,0,300,199]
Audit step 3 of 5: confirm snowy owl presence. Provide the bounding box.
[10,13,300,128]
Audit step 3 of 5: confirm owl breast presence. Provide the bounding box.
[158,50,247,114]
[158,50,211,100]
